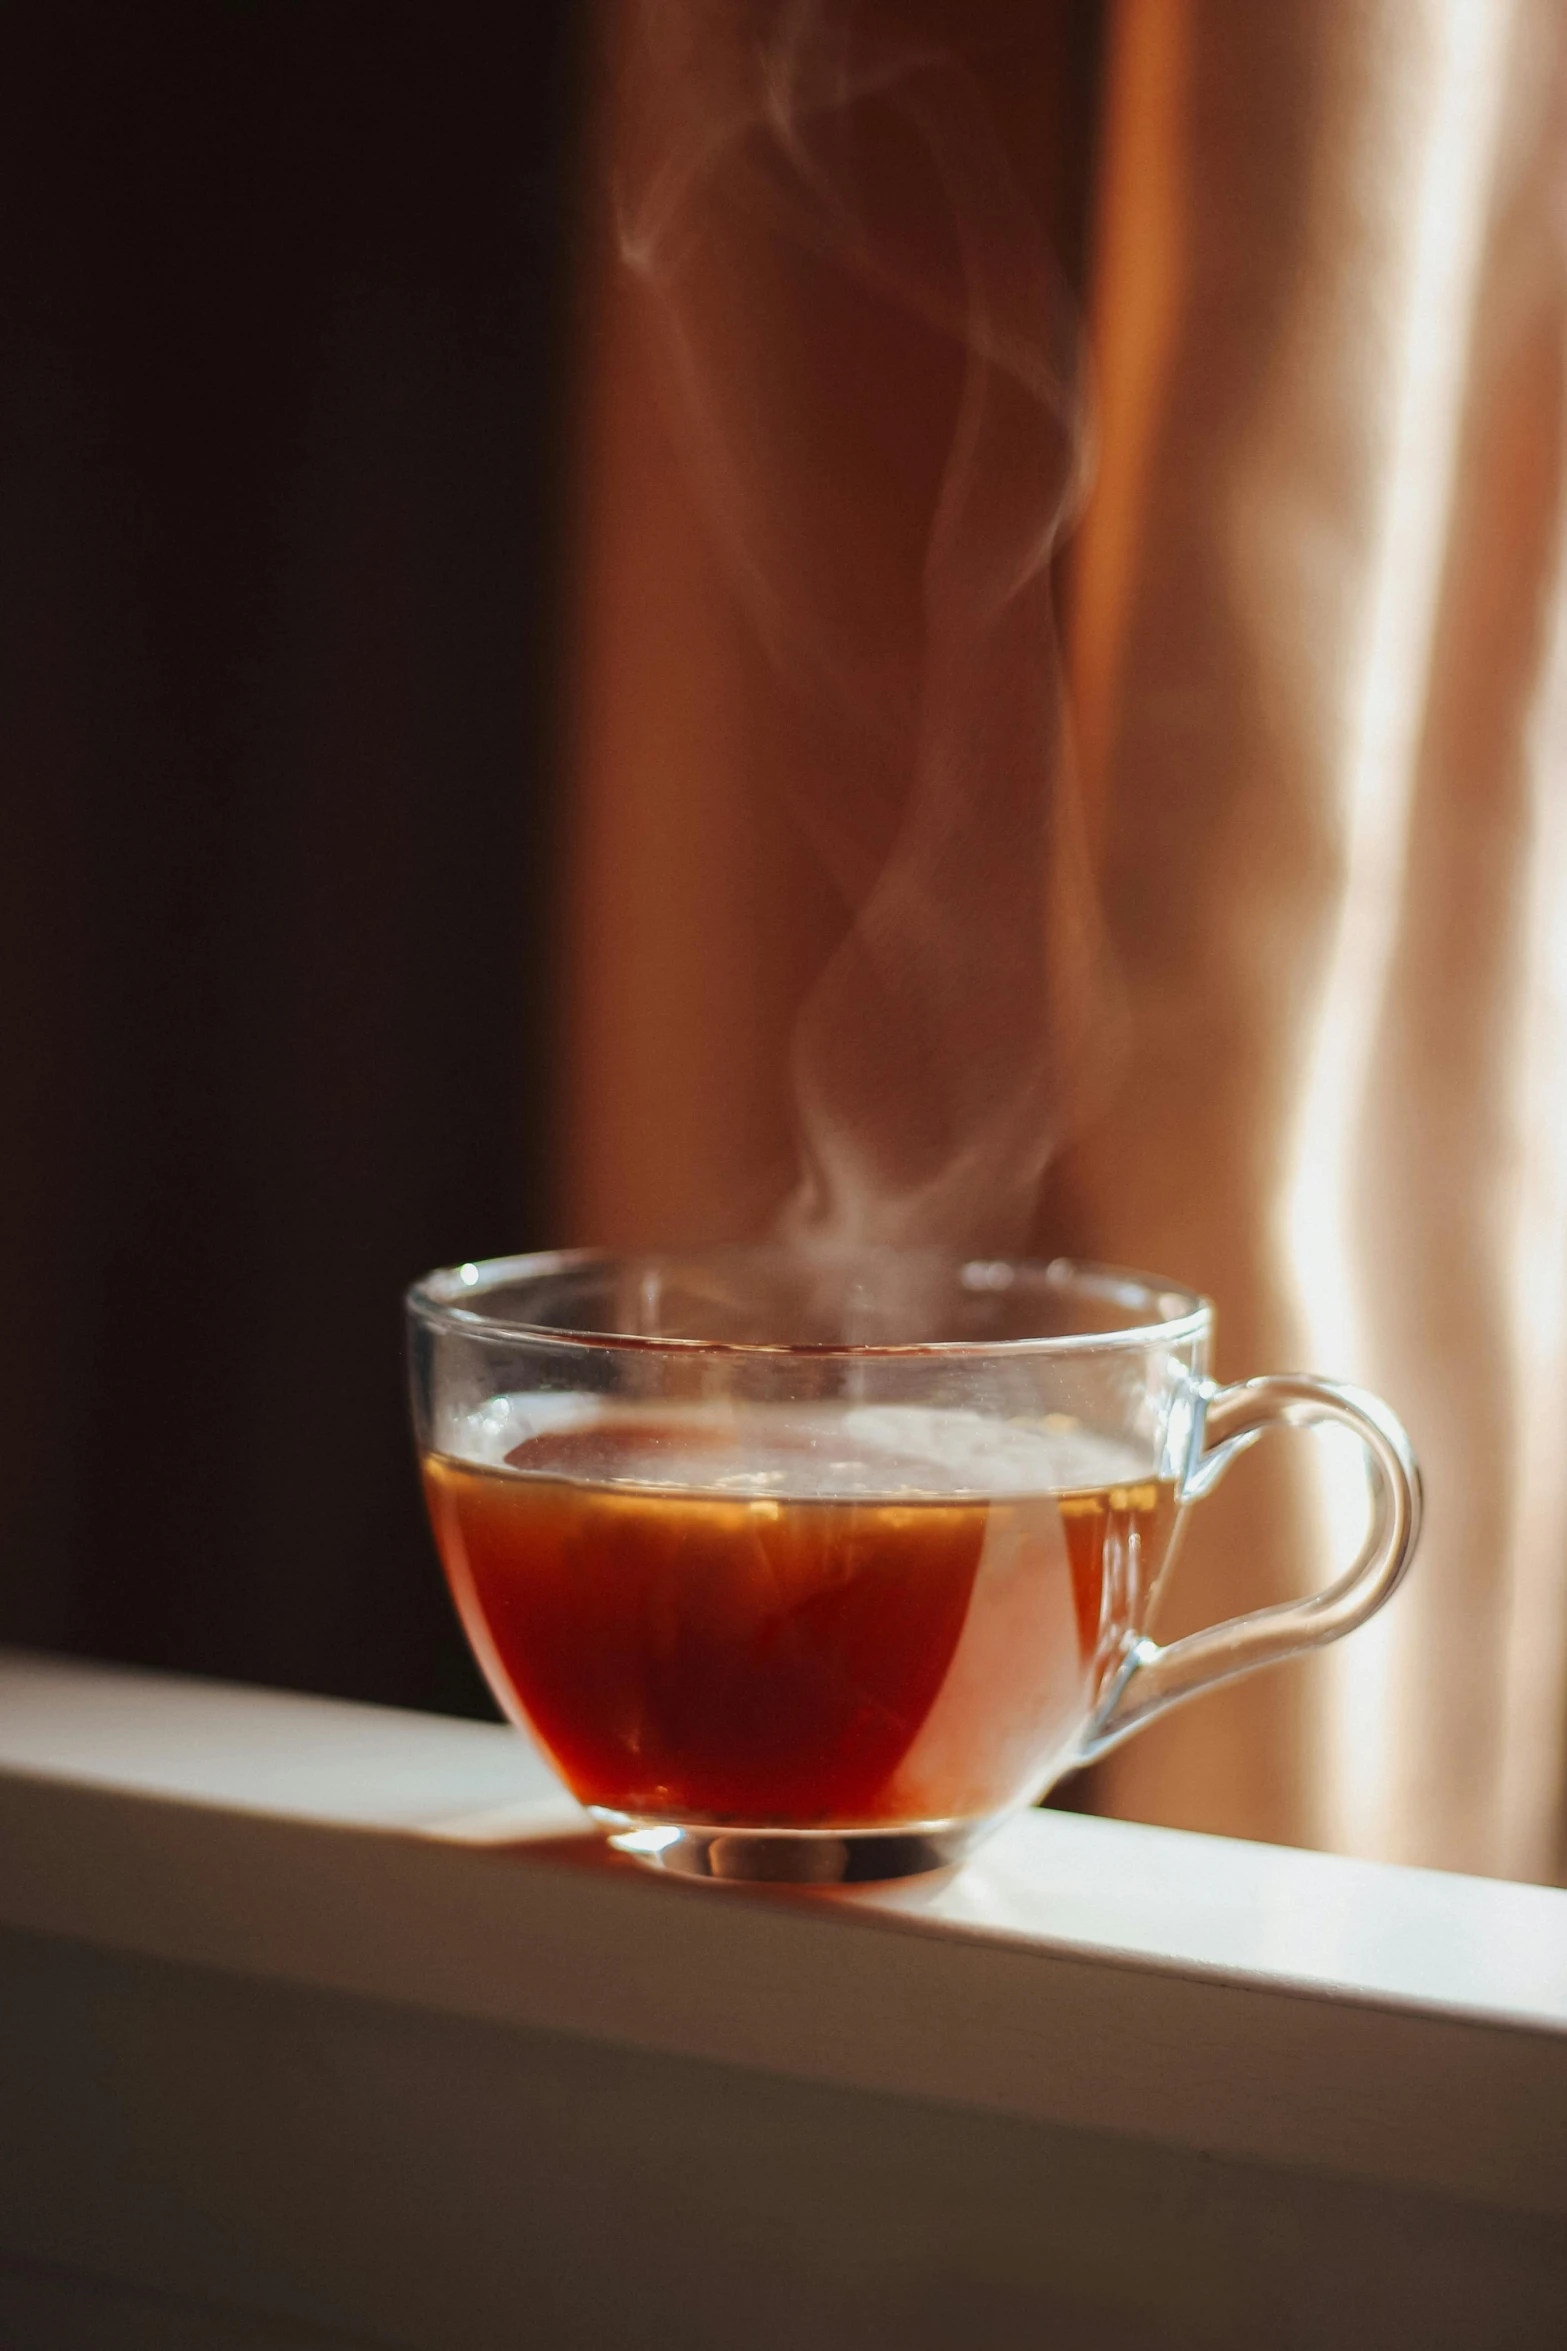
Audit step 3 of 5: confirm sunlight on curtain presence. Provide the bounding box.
[1502,516,1567,1878]
[566,0,1567,1884]
[1285,0,1517,1860]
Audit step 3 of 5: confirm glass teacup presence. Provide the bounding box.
[408,1247,1420,1883]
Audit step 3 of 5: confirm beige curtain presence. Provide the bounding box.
[563,0,1567,1887]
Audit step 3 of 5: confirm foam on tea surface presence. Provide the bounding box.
[424,1400,1179,1832]
[446,1395,1153,1500]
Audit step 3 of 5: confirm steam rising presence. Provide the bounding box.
[617,0,1114,1254]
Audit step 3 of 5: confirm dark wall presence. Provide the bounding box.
[0,3,584,1713]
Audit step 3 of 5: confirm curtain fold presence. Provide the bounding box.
[565,0,1567,1883]
[1062,0,1567,1881]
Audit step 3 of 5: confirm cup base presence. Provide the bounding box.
[594,1813,997,1884]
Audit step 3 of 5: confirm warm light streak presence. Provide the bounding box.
[1280,1,1517,1858]
[1497,513,1567,1877]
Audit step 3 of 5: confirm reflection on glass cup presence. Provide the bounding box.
[408,1248,1420,1884]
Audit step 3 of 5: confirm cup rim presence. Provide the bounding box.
[405,1246,1213,1359]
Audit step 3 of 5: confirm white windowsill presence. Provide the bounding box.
[2,1643,1564,2233]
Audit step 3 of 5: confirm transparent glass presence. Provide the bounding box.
[407,1247,1420,1883]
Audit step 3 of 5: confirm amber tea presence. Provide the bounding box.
[423,1401,1180,1833]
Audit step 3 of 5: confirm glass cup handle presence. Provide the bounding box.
[1076,1375,1423,1766]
